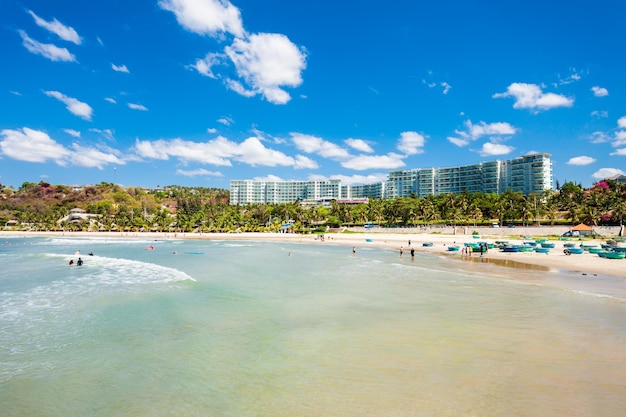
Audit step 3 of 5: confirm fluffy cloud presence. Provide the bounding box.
[396,131,425,155]
[493,83,574,111]
[0,127,122,169]
[341,153,405,170]
[27,10,81,44]
[0,127,71,163]
[345,138,374,153]
[43,90,92,120]
[162,0,306,104]
[591,86,608,97]
[448,120,515,147]
[609,148,626,156]
[19,30,76,62]
[159,0,245,37]
[224,33,307,104]
[64,129,81,138]
[112,63,130,73]
[128,103,148,111]
[466,121,516,139]
[447,137,469,147]
[134,135,311,168]
[592,168,626,179]
[567,155,596,166]
[612,131,626,147]
[291,133,350,159]
[479,142,514,157]
[618,116,626,128]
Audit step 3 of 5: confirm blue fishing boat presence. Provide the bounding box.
[422,242,433,247]
[447,246,460,252]
[534,247,550,254]
[540,242,555,248]
[604,251,625,259]
[501,246,520,253]
[565,247,584,255]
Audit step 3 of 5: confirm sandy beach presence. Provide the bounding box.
[2,228,625,279]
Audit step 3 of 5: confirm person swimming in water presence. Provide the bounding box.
[69,259,74,266]
[77,258,83,266]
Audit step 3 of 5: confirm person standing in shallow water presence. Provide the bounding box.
[410,248,415,257]
[352,246,356,255]
[400,246,403,256]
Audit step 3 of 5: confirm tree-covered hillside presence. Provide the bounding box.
[1,179,625,233]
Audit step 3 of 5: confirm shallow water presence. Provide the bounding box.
[1,236,625,416]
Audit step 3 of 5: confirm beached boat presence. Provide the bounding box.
[534,247,550,254]
[563,243,577,248]
[519,246,534,252]
[422,242,433,247]
[565,247,584,255]
[447,246,460,251]
[588,248,604,254]
[604,252,625,260]
[613,247,626,253]
[540,243,555,248]
[501,246,520,253]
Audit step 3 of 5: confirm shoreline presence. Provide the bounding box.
[1,230,624,279]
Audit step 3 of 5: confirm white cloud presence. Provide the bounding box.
[207,128,218,134]
[618,116,626,128]
[567,155,596,166]
[290,133,350,159]
[19,30,76,62]
[493,82,574,111]
[44,90,92,120]
[112,63,130,73]
[104,97,116,104]
[466,120,516,139]
[253,174,283,182]
[191,52,222,78]
[591,86,608,97]
[612,131,626,147]
[134,135,305,168]
[0,127,71,164]
[0,127,122,169]
[592,168,626,179]
[341,153,405,170]
[590,131,610,143]
[159,0,245,38]
[69,143,124,169]
[27,10,81,44]
[224,33,307,104]
[591,110,608,118]
[64,129,81,138]
[479,142,514,157]
[293,155,318,169]
[447,136,469,147]
[176,168,223,177]
[441,82,451,94]
[344,138,374,153]
[609,148,626,156]
[397,131,425,155]
[128,103,148,111]
[89,128,115,141]
[217,117,233,126]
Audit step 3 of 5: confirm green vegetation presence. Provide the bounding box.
[1,180,625,233]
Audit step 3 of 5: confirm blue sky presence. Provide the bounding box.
[1,0,625,189]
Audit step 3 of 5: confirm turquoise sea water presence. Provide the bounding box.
[1,236,626,417]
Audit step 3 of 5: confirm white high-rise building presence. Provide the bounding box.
[229,154,553,204]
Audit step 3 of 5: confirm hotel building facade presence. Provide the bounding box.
[229,153,553,205]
